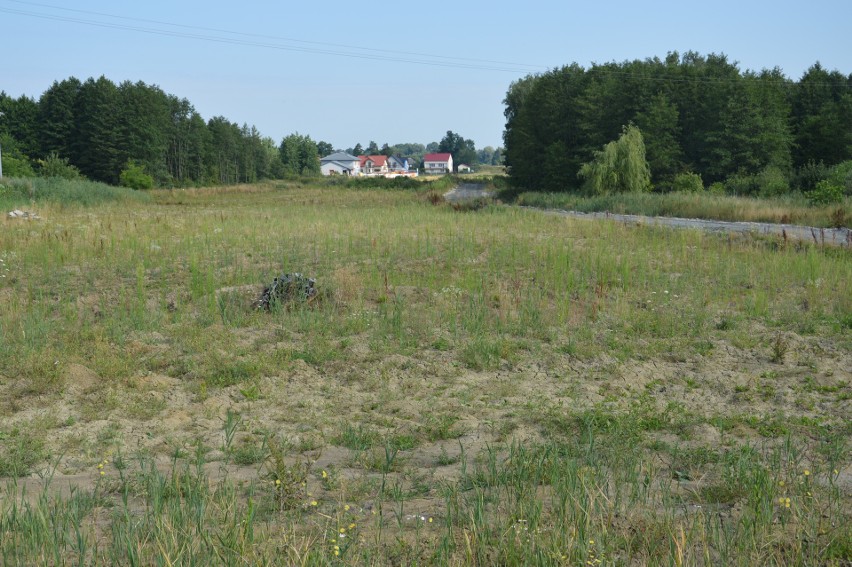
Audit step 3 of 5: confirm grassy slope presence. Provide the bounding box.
[0,181,850,565]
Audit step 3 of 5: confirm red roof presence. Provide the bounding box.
[424,153,452,162]
[359,155,388,167]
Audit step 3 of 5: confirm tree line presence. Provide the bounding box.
[0,76,328,186]
[503,52,852,196]
[0,76,505,187]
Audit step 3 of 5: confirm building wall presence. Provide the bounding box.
[321,161,359,176]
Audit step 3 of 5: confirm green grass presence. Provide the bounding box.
[0,179,849,564]
[0,176,150,207]
[514,190,852,228]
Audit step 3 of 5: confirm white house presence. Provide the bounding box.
[457,163,472,173]
[360,155,389,175]
[320,152,361,176]
[423,153,453,174]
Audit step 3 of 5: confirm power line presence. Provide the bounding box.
[0,2,545,73]
[2,1,848,88]
[6,0,549,72]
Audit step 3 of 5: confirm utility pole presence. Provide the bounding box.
[0,111,4,179]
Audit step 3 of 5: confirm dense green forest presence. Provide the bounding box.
[0,77,329,187]
[503,52,852,197]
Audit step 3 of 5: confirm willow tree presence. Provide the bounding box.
[578,124,651,194]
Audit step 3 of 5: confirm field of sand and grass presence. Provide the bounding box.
[0,179,850,565]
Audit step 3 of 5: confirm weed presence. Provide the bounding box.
[265,437,309,510]
[771,334,789,363]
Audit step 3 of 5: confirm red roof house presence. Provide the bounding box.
[423,153,453,174]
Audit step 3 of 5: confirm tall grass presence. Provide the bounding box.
[515,190,851,228]
[0,177,150,207]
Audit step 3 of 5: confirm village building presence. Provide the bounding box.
[423,153,453,174]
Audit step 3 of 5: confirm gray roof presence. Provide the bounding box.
[323,161,354,170]
[321,151,359,163]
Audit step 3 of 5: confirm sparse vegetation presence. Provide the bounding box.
[515,190,852,228]
[0,179,849,564]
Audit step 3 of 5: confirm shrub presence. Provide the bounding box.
[0,178,34,200]
[708,182,726,195]
[807,180,843,206]
[756,166,790,197]
[1,154,36,177]
[724,173,757,196]
[119,161,154,190]
[38,152,83,180]
[826,160,852,196]
[794,160,828,192]
[671,172,704,193]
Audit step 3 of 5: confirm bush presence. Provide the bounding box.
[826,160,852,196]
[708,182,726,195]
[671,172,704,193]
[724,173,757,196]
[794,160,829,192]
[807,180,843,206]
[0,178,34,200]
[756,166,789,198]
[38,152,83,180]
[119,161,154,190]
[1,154,35,178]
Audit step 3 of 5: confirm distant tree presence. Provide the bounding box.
[207,116,242,184]
[352,143,364,156]
[279,133,320,176]
[477,146,495,165]
[37,77,81,160]
[634,93,684,186]
[316,141,334,157]
[165,96,209,185]
[117,80,171,182]
[366,140,379,155]
[438,130,477,171]
[0,92,40,160]
[791,63,852,168]
[578,124,651,194]
[71,76,122,183]
[380,143,391,156]
[709,70,793,181]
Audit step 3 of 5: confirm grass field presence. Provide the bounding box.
[1,180,850,565]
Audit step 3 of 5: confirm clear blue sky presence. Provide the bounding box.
[2,0,850,150]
